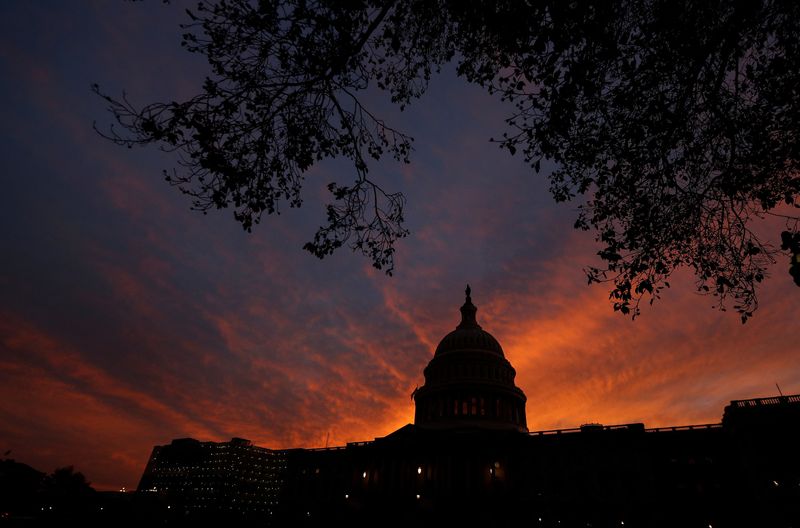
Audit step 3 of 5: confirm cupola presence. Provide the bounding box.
[413,286,528,432]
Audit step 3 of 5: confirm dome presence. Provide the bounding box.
[434,285,504,357]
[413,286,528,432]
[435,328,504,357]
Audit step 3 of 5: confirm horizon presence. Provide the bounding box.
[1,2,798,492]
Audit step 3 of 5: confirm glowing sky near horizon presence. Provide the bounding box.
[1,2,798,491]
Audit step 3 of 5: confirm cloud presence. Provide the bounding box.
[0,313,224,489]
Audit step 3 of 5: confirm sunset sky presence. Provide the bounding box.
[1,3,798,491]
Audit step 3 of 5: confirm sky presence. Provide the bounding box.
[1,2,798,491]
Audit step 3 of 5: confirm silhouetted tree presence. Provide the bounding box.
[95,0,800,320]
[0,460,98,522]
[47,466,94,497]
[38,466,97,521]
[0,458,46,516]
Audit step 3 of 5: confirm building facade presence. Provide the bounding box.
[137,437,287,522]
[138,289,800,527]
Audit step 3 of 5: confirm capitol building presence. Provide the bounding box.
[138,288,800,527]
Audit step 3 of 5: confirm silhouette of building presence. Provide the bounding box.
[138,288,800,527]
[137,437,286,522]
[413,285,528,432]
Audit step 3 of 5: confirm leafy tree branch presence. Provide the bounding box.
[96,0,800,319]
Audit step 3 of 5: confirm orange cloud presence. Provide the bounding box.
[0,314,223,490]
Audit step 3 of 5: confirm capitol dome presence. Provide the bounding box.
[413,286,528,432]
